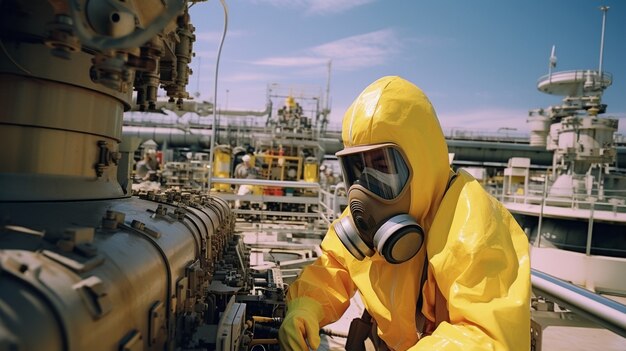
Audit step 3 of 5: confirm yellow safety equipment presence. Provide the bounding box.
[303,157,319,183]
[278,297,324,350]
[282,76,530,350]
[213,145,232,191]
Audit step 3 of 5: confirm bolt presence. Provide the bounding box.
[131,220,145,231]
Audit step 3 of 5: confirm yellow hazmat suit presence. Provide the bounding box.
[280,76,530,350]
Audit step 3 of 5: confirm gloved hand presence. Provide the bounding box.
[278,297,325,350]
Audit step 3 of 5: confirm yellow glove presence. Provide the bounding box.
[279,297,324,350]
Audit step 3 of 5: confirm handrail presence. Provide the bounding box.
[210,177,320,189]
[537,69,613,86]
[317,187,348,225]
[499,182,626,214]
[317,189,335,224]
[211,178,322,223]
[532,269,626,338]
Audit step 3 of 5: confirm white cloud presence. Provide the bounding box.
[250,0,302,8]
[251,29,400,72]
[306,0,376,15]
[404,35,457,47]
[195,32,222,43]
[250,0,375,15]
[310,29,400,70]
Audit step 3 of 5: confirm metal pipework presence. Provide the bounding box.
[159,8,196,108]
[134,37,165,112]
[531,269,626,338]
[127,99,273,117]
[0,191,236,351]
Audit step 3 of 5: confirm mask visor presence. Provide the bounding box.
[337,143,411,200]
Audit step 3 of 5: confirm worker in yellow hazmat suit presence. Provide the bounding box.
[278,76,530,350]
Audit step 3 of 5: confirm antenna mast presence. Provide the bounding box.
[195,56,202,98]
[325,60,332,113]
[598,6,609,78]
[548,45,557,81]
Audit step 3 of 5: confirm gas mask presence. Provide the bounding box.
[333,143,424,264]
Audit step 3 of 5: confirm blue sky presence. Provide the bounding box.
[187,0,626,134]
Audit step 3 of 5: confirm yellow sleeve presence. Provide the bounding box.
[286,222,357,326]
[411,179,531,350]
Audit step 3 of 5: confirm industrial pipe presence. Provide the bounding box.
[531,269,626,338]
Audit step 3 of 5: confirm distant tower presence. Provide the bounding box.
[527,6,617,199]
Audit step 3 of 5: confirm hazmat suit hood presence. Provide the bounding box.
[341,76,450,230]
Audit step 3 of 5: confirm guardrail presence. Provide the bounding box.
[532,269,626,338]
[443,128,530,144]
[210,177,322,221]
[494,180,626,257]
[318,184,348,225]
[500,184,626,214]
[537,69,613,87]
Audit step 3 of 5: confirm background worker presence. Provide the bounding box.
[278,76,530,350]
[235,154,253,179]
[135,149,160,181]
[234,154,257,209]
[324,167,337,189]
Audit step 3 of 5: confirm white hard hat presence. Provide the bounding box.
[242,154,251,162]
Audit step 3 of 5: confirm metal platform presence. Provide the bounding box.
[537,70,612,96]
